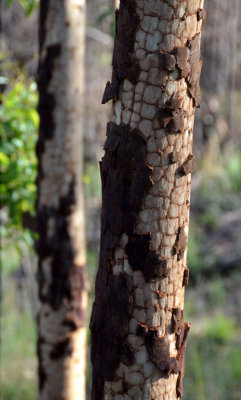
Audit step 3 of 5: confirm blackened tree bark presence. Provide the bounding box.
[90,1,205,399]
[36,1,87,399]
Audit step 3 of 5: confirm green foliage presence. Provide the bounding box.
[6,0,39,16]
[204,314,236,344]
[226,151,241,191]
[0,72,38,234]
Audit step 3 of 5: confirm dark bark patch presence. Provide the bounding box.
[154,259,169,277]
[113,1,139,83]
[37,44,60,142]
[36,43,61,182]
[126,58,140,86]
[158,52,176,71]
[125,235,168,281]
[102,0,140,103]
[39,1,50,51]
[37,179,74,307]
[136,325,179,374]
[158,107,173,128]
[158,358,180,375]
[37,178,87,329]
[158,107,186,132]
[90,273,133,399]
[158,92,187,133]
[100,122,152,241]
[50,338,73,360]
[174,227,188,260]
[103,131,120,152]
[90,122,152,400]
[37,336,47,390]
[22,211,37,231]
[102,81,117,104]
[183,268,189,287]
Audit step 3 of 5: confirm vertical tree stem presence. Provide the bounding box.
[91,1,205,399]
[37,1,87,399]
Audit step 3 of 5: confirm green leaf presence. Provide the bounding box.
[0,151,10,168]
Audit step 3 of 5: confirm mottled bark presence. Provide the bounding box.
[37,1,87,400]
[91,1,205,399]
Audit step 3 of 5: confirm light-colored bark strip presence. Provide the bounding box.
[94,1,205,399]
[37,1,87,400]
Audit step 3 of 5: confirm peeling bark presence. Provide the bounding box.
[91,1,205,399]
[37,1,87,400]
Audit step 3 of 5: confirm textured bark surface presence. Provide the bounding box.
[91,1,205,399]
[37,1,87,399]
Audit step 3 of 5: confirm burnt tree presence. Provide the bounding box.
[90,1,205,399]
[36,1,87,399]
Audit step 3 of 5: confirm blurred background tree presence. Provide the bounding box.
[0,0,241,400]
[36,1,87,399]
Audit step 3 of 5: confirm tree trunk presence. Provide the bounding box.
[36,1,87,400]
[90,1,205,399]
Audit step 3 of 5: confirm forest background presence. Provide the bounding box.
[0,0,241,399]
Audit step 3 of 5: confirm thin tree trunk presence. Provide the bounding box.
[228,0,239,141]
[90,1,205,399]
[36,1,87,400]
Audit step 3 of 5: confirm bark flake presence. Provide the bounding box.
[197,8,206,21]
[182,268,189,287]
[180,154,195,175]
[174,227,188,260]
